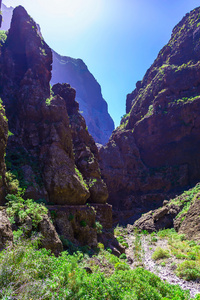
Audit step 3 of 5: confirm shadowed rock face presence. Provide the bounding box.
[51,51,114,145]
[0,6,107,205]
[100,6,200,220]
[1,5,114,145]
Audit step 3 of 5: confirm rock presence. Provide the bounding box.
[100,7,200,221]
[91,204,112,229]
[0,104,8,205]
[0,208,13,250]
[51,51,114,145]
[48,205,98,248]
[0,6,115,145]
[53,83,108,205]
[133,203,181,232]
[38,214,63,256]
[0,7,107,206]
[177,192,200,241]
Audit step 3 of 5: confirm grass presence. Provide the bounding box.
[151,228,200,282]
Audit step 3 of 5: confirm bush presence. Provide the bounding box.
[176,261,200,281]
[6,194,48,228]
[152,247,170,260]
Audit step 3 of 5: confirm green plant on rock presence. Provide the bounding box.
[75,167,89,191]
[6,193,47,228]
[95,221,103,234]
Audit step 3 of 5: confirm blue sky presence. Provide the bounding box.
[3,0,200,127]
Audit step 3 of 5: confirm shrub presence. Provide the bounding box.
[176,261,200,281]
[6,194,47,228]
[152,247,170,260]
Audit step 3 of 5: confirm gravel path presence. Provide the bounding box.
[125,234,200,298]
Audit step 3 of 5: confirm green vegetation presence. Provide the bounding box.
[176,261,200,281]
[150,228,200,282]
[174,95,200,105]
[151,247,170,260]
[114,225,129,249]
[75,167,89,191]
[171,183,200,221]
[0,236,192,299]
[0,30,7,46]
[5,146,44,190]
[6,193,47,228]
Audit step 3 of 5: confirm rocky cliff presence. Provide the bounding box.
[0,5,108,206]
[100,7,200,223]
[1,4,114,145]
[51,51,114,145]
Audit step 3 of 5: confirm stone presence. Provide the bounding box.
[99,7,200,221]
[38,214,63,256]
[51,51,114,145]
[177,193,200,241]
[0,208,13,250]
[48,205,98,248]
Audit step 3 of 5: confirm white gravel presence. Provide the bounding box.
[125,233,200,298]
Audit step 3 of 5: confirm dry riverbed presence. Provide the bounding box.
[124,229,200,298]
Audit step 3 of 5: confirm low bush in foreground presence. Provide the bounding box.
[176,260,200,281]
[0,237,194,300]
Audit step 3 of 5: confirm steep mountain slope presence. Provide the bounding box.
[51,51,114,145]
[1,4,114,145]
[0,5,108,205]
[99,7,200,222]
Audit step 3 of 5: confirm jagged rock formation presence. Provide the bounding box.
[0,5,114,145]
[51,51,114,145]
[100,7,200,221]
[0,6,108,206]
[0,208,13,250]
[0,104,8,205]
[175,192,200,241]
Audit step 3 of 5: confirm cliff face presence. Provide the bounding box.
[0,5,114,145]
[100,7,200,221]
[51,51,114,145]
[0,6,108,205]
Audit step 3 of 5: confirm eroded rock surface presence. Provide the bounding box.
[100,7,200,220]
[0,6,107,205]
[0,208,13,250]
[51,51,114,145]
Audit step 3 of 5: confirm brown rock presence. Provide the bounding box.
[51,51,114,145]
[48,205,98,248]
[0,208,13,250]
[133,203,181,232]
[38,214,63,256]
[178,193,200,241]
[0,8,107,206]
[100,7,200,221]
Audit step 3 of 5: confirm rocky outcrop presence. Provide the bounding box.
[0,104,8,204]
[100,7,200,220]
[0,6,107,205]
[38,214,63,256]
[0,6,114,145]
[176,193,200,241]
[133,203,181,233]
[48,205,98,248]
[51,51,114,145]
[0,208,13,250]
